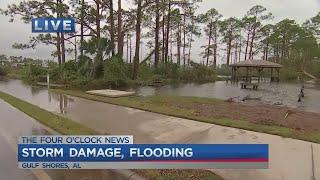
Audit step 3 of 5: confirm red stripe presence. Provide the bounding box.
[132,158,269,163]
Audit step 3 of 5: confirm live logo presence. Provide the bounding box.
[32,18,75,33]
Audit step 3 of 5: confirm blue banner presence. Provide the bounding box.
[32,18,75,33]
[18,144,268,162]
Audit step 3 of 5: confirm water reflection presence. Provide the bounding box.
[0,80,74,114]
[30,86,43,96]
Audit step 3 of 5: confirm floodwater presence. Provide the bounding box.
[0,79,319,180]
[0,80,135,180]
[0,79,319,114]
[130,81,320,113]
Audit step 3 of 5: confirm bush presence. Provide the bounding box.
[0,65,8,76]
[153,62,180,79]
[178,63,217,82]
[104,57,130,87]
[137,63,153,80]
[22,64,46,82]
[280,66,302,81]
[216,65,231,76]
[306,61,320,78]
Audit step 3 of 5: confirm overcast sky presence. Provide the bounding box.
[0,0,319,63]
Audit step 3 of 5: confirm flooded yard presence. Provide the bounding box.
[131,81,320,113]
[0,79,319,114]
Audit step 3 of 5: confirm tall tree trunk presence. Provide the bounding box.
[80,0,84,58]
[213,25,217,68]
[117,0,123,58]
[129,35,132,63]
[170,28,173,61]
[154,0,160,67]
[165,2,171,63]
[126,34,129,63]
[109,0,115,56]
[234,41,238,63]
[57,0,65,64]
[74,36,77,61]
[249,23,256,59]
[56,33,62,65]
[133,0,142,80]
[94,1,102,77]
[226,38,232,65]
[183,13,186,67]
[206,23,212,66]
[266,43,269,61]
[162,7,166,63]
[244,29,250,60]
[188,33,192,66]
[176,25,181,65]
[238,37,242,62]
[60,33,65,63]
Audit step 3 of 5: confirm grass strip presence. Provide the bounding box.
[0,90,222,180]
[52,89,320,144]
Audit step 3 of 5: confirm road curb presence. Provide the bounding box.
[33,116,147,180]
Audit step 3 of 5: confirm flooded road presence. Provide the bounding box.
[0,88,135,180]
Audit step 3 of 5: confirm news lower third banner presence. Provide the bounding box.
[18,136,269,169]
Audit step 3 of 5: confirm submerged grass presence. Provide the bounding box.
[0,90,222,180]
[52,89,320,144]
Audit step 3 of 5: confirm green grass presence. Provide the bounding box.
[52,89,320,144]
[0,90,222,179]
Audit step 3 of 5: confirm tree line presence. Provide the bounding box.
[1,0,319,79]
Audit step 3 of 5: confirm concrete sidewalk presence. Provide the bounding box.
[60,95,320,180]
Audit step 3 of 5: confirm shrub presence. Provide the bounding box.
[280,66,303,81]
[104,57,130,87]
[22,64,46,82]
[137,63,153,80]
[216,65,231,76]
[153,62,180,79]
[0,65,8,76]
[180,63,217,82]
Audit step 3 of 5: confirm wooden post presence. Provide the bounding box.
[258,68,262,83]
[231,67,233,82]
[246,67,249,82]
[234,67,238,82]
[270,68,273,82]
[47,73,50,89]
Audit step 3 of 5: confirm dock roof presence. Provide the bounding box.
[229,59,283,68]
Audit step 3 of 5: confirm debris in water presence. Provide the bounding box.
[226,96,239,102]
[273,102,283,106]
[298,85,305,102]
[284,110,295,119]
